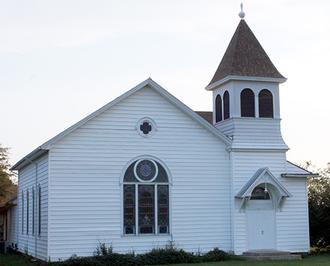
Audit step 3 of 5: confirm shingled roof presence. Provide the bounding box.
[208,19,284,86]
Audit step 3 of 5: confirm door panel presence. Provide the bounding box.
[247,210,275,250]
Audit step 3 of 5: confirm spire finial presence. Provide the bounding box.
[239,2,245,19]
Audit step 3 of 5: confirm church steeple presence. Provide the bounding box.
[208,9,288,150]
[206,18,286,90]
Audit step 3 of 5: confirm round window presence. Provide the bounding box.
[134,159,158,182]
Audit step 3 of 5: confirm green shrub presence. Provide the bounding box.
[94,243,113,256]
[137,247,198,265]
[310,245,330,255]
[202,247,229,262]
[51,244,231,266]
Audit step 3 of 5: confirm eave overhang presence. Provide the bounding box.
[10,148,48,171]
[205,75,287,91]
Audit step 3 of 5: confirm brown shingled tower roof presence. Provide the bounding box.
[208,19,284,86]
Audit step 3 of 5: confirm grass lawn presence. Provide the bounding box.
[0,253,329,266]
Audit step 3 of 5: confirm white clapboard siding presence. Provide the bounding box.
[48,85,231,261]
[285,161,311,175]
[231,151,309,254]
[17,154,49,261]
[216,118,288,150]
[6,205,18,249]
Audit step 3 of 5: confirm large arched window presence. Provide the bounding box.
[223,91,230,120]
[123,159,169,235]
[241,88,255,117]
[215,95,222,122]
[259,89,273,118]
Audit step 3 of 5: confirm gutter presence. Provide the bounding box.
[281,173,319,178]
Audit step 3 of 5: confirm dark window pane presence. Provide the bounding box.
[251,186,270,200]
[158,185,169,234]
[138,185,155,234]
[123,185,135,234]
[38,186,41,236]
[32,188,35,235]
[223,91,230,120]
[241,88,255,117]
[259,89,273,118]
[123,161,138,182]
[154,163,168,183]
[26,191,29,235]
[21,192,24,234]
[215,95,222,122]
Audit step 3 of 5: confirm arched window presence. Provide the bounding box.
[223,91,230,120]
[215,95,222,122]
[250,186,270,200]
[123,159,169,235]
[241,89,255,117]
[259,89,273,118]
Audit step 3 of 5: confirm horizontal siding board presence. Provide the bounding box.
[48,87,231,261]
[231,151,309,254]
[17,154,49,260]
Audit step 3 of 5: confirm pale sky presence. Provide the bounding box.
[1,0,329,168]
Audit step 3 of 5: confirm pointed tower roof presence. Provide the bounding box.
[207,19,285,89]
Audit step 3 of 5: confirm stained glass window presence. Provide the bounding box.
[138,185,155,234]
[158,185,169,234]
[124,185,135,234]
[123,159,169,235]
[135,160,157,182]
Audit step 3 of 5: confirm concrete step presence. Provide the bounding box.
[242,250,301,261]
[243,250,290,256]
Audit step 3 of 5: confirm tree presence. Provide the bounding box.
[308,162,330,246]
[0,144,17,205]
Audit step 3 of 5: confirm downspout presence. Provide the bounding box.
[23,157,38,259]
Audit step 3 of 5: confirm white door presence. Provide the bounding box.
[247,209,276,250]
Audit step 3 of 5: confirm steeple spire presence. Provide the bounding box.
[239,2,245,19]
[206,18,286,89]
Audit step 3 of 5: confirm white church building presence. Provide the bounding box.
[7,13,314,261]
